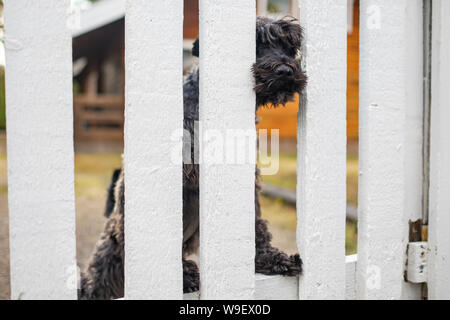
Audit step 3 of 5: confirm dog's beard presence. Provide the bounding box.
[252,58,307,108]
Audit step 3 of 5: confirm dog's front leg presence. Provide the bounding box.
[78,214,125,300]
[255,216,303,276]
[183,259,199,293]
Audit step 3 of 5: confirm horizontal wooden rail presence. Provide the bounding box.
[74,95,124,106]
[183,255,358,300]
[74,95,125,147]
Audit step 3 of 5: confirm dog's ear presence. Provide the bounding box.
[280,17,303,50]
[192,37,199,57]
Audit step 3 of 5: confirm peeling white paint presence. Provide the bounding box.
[297,0,347,300]
[124,0,184,299]
[5,0,77,300]
[199,0,256,300]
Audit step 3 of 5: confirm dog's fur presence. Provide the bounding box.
[79,16,307,300]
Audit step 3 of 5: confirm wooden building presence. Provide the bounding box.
[72,0,199,150]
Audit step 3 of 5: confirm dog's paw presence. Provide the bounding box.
[256,249,303,277]
[183,260,200,293]
[271,253,302,276]
[183,272,199,293]
[286,254,303,276]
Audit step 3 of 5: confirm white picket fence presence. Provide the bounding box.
[4,0,450,300]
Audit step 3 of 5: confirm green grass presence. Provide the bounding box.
[346,154,359,207]
[259,151,359,254]
[260,152,359,206]
[0,153,6,195]
[74,153,122,199]
[260,194,357,255]
[260,153,297,190]
[0,152,122,198]
[346,220,358,254]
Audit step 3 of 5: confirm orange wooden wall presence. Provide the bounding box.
[184,0,199,39]
[346,0,359,140]
[256,96,300,139]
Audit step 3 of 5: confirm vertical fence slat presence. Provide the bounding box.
[428,0,450,300]
[357,0,423,299]
[401,0,424,300]
[297,0,347,300]
[124,0,184,299]
[5,0,77,299]
[199,0,256,299]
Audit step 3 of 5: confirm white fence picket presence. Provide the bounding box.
[297,0,347,300]
[428,0,450,300]
[199,0,256,299]
[357,0,423,299]
[401,0,425,300]
[345,255,357,300]
[124,0,184,299]
[4,0,77,299]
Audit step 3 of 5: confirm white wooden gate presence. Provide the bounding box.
[4,0,450,300]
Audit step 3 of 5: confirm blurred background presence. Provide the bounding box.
[0,0,360,299]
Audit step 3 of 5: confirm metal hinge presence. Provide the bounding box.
[406,242,429,284]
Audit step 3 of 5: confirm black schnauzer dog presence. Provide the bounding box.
[79,16,307,300]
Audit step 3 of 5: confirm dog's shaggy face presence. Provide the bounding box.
[192,16,307,108]
[253,17,307,107]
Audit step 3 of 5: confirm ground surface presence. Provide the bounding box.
[0,141,358,300]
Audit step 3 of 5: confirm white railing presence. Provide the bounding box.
[4,0,450,300]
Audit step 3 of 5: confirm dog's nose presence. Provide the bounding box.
[275,65,294,77]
